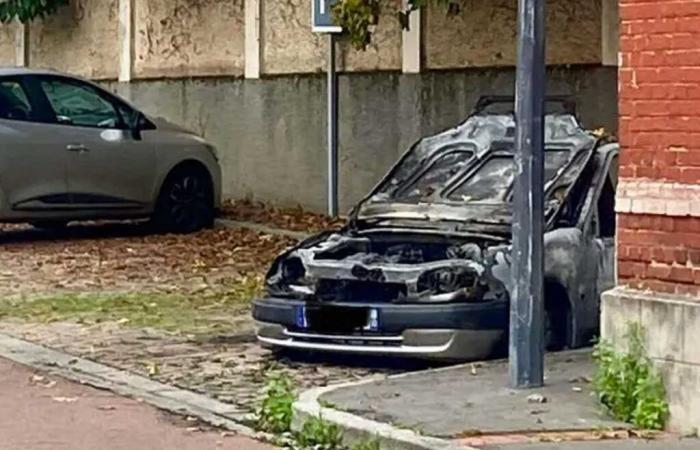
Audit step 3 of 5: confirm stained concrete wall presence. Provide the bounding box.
[0,24,15,65]
[262,0,402,75]
[425,0,602,69]
[29,0,119,80]
[134,0,245,79]
[5,0,604,78]
[109,67,617,212]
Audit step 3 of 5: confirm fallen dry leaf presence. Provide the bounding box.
[0,223,293,299]
[221,199,345,233]
[527,394,547,404]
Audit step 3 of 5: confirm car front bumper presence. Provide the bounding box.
[252,297,508,361]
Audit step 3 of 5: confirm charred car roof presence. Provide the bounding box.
[352,104,600,230]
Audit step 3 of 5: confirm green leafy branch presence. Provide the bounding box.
[332,0,463,50]
[0,0,68,24]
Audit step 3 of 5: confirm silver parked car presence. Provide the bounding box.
[0,68,221,232]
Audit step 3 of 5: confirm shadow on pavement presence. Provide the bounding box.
[0,221,156,245]
[273,348,454,372]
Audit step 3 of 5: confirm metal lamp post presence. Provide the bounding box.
[509,0,547,389]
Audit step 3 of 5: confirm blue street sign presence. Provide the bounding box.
[312,0,342,33]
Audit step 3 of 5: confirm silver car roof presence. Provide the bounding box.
[0,67,68,77]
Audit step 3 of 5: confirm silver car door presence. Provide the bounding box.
[36,76,156,209]
[0,77,70,211]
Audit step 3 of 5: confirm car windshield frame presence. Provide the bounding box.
[367,145,591,209]
[442,147,591,206]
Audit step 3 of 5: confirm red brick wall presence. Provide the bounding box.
[617,0,700,297]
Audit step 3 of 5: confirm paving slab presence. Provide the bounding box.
[320,351,628,439]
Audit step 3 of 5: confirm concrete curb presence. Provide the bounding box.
[0,333,270,442]
[293,380,474,450]
[215,218,310,240]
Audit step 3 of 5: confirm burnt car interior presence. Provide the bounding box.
[256,96,619,358]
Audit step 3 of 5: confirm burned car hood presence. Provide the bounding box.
[352,113,599,229]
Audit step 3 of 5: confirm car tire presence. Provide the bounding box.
[31,220,69,230]
[153,166,214,234]
[544,307,568,352]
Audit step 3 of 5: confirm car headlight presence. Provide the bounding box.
[281,257,306,283]
[415,267,482,302]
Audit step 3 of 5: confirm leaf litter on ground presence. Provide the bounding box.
[221,199,345,233]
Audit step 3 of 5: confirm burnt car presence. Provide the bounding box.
[253,98,618,361]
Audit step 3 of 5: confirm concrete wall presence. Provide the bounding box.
[262,0,402,75]
[1,0,609,78]
[134,0,245,79]
[109,66,617,213]
[0,24,15,65]
[29,0,119,80]
[602,288,700,435]
[425,0,602,69]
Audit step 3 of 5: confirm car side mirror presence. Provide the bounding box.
[131,113,147,140]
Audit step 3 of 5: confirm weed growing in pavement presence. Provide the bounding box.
[593,323,669,430]
[350,438,381,450]
[256,371,383,449]
[256,371,296,434]
[294,415,344,450]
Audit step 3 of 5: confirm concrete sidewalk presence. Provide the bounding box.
[0,357,273,450]
[294,350,700,450]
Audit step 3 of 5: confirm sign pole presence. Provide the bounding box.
[327,33,339,217]
[510,0,546,389]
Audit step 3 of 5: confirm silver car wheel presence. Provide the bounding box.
[155,167,214,233]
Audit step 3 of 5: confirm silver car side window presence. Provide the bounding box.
[0,80,33,121]
[40,79,120,129]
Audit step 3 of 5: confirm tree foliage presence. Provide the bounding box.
[0,0,68,24]
[332,0,463,49]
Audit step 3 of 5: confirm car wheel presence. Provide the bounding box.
[544,307,567,352]
[31,220,69,230]
[154,167,214,233]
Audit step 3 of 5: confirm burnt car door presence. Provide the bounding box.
[590,152,618,298]
[576,146,619,339]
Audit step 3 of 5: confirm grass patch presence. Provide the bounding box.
[593,323,669,430]
[0,275,263,335]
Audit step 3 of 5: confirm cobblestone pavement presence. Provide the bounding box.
[0,223,416,420]
[0,320,412,419]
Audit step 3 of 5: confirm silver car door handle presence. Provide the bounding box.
[66,144,89,152]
